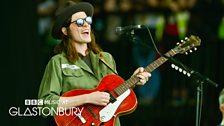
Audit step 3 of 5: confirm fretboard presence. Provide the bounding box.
[114,49,176,96]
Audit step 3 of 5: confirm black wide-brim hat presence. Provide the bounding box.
[52,1,94,39]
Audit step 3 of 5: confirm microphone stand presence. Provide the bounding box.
[128,29,136,42]
[167,57,218,88]
[118,26,219,125]
[166,56,218,126]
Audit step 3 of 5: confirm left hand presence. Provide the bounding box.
[132,67,151,85]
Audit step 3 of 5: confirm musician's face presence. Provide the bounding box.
[64,11,92,44]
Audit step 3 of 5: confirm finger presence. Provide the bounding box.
[139,67,144,72]
[140,79,146,83]
[133,69,139,75]
[136,75,146,84]
[137,79,146,85]
[141,72,151,77]
[133,67,144,75]
[137,74,146,80]
[101,98,110,105]
[148,72,151,77]
[103,92,110,98]
[142,72,151,80]
[142,72,151,77]
[99,101,107,106]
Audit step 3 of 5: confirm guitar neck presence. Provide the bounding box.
[114,49,176,96]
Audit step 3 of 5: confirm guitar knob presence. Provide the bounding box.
[100,116,105,122]
[171,64,175,68]
[91,123,96,126]
[174,65,179,70]
[187,73,191,77]
[178,68,183,72]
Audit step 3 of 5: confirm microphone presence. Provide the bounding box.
[115,25,142,34]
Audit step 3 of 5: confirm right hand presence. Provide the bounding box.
[87,91,110,106]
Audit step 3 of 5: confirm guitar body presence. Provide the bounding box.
[55,74,137,126]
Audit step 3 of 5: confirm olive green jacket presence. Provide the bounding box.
[38,51,120,125]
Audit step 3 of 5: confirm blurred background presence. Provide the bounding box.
[2,0,224,125]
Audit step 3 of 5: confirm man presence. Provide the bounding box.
[219,89,224,126]
[38,1,151,126]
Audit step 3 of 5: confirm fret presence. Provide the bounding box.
[146,65,154,72]
[114,76,139,95]
[128,76,138,86]
[114,85,122,95]
[115,85,124,95]
[115,82,127,95]
[145,57,166,73]
[152,62,157,68]
[124,81,132,90]
[165,49,176,57]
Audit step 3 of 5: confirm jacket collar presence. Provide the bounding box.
[75,51,101,79]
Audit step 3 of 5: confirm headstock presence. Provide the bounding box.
[174,35,201,55]
[170,35,201,76]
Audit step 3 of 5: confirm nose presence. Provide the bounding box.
[83,21,90,27]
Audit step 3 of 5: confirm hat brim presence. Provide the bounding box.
[52,2,94,39]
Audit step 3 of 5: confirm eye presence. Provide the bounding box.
[76,19,84,27]
[85,17,92,25]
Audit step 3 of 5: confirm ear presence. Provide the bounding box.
[61,27,67,36]
[220,104,224,112]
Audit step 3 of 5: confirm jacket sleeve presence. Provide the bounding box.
[38,57,62,116]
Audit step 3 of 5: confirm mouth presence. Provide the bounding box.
[82,30,90,36]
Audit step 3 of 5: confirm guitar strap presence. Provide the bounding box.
[99,56,118,75]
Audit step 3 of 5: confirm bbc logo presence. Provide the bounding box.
[25,99,43,105]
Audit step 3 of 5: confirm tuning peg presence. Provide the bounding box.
[187,73,191,77]
[171,64,175,68]
[178,68,183,72]
[185,52,188,55]
[181,40,184,43]
[185,37,189,40]
[194,48,197,51]
[175,65,179,70]
[171,64,191,77]
[189,50,193,53]
[171,64,180,72]
[171,64,179,70]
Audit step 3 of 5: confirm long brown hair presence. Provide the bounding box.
[54,30,102,63]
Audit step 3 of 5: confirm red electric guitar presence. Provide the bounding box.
[54,35,201,126]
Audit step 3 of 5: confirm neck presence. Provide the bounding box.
[73,42,88,56]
